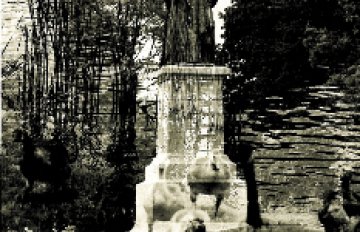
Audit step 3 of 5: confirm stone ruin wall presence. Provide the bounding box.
[242,86,360,214]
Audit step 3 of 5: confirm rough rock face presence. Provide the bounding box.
[237,86,360,214]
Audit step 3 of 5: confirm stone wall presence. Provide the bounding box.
[240,86,360,214]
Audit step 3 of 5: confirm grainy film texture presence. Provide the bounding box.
[1,0,360,232]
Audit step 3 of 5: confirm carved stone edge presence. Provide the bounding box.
[158,64,232,77]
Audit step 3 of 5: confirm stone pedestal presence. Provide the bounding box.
[132,65,247,232]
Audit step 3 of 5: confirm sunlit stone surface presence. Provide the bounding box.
[132,65,247,232]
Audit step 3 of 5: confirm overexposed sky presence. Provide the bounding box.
[213,0,232,44]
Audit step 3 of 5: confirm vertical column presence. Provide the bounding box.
[156,65,230,164]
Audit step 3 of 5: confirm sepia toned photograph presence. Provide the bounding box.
[1,0,360,231]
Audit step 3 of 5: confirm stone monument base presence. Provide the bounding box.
[132,156,248,232]
[132,65,248,231]
[153,221,249,232]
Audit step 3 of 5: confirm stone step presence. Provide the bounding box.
[152,221,323,232]
[153,221,245,232]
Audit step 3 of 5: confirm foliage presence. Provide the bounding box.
[303,0,360,75]
[302,0,360,110]
[222,0,360,106]
[2,0,161,231]
[222,0,313,104]
[328,65,360,88]
[328,64,360,118]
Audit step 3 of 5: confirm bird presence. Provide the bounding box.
[14,128,71,197]
[341,171,360,217]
